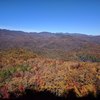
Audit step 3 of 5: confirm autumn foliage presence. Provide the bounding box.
[0,49,100,99]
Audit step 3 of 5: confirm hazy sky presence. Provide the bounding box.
[0,0,100,35]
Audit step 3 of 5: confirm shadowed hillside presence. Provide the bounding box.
[1,89,100,100]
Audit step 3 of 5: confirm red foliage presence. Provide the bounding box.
[18,85,25,92]
[0,85,9,99]
[15,72,21,77]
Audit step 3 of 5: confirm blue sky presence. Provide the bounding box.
[0,0,100,35]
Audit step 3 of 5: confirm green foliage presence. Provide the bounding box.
[0,66,17,82]
[0,69,11,80]
[9,67,17,74]
[19,64,29,72]
[78,54,100,62]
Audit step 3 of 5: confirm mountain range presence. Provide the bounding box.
[0,29,100,62]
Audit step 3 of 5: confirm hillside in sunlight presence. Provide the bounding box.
[0,49,100,100]
[0,29,100,100]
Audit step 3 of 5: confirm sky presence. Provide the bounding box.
[0,0,100,35]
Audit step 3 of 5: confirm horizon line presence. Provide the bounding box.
[0,27,99,36]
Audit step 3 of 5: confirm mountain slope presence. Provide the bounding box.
[0,29,100,61]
